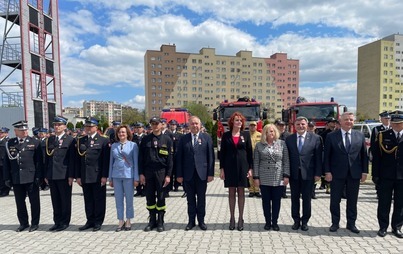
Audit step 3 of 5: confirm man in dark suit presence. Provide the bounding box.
[324,112,368,234]
[372,111,403,238]
[76,117,110,231]
[0,127,11,197]
[3,120,44,232]
[286,116,322,231]
[44,116,76,231]
[176,116,215,231]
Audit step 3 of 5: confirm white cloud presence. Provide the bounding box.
[123,95,145,109]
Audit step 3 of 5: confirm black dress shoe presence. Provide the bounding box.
[237,219,244,231]
[16,224,29,232]
[185,222,196,231]
[93,224,102,231]
[229,219,235,230]
[198,223,207,231]
[272,224,280,231]
[255,192,262,198]
[79,223,93,231]
[392,228,403,238]
[56,224,69,231]
[301,224,309,231]
[282,193,288,198]
[49,224,59,231]
[291,222,300,230]
[248,193,254,197]
[311,195,317,199]
[264,224,271,230]
[346,225,360,234]
[29,225,39,232]
[134,192,142,197]
[329,224,339,232]
[377,228,387,237]
[181,193,187,198]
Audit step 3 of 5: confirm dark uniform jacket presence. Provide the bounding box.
[76,133,110,184]
[0,137,9,168]
[372,129,403,180]
[3,136,44,184]
[138,133,173,176]
[45,134,76,180]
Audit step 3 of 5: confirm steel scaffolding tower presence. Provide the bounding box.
[0,0,62,130]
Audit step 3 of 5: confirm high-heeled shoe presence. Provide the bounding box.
[229,218,235,230]
[237,219,244,231]
[125,222,132,231]
[115,223,125,232]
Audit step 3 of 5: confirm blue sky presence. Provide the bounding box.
[3,1,403,112]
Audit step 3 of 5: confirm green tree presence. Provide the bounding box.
[186,102,211,124]
[122,106,146,125]
[212,121,218,147]
[75,121,84,129]
[204,120,213,136]
[67,122,74,130]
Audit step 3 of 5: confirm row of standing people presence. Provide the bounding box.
[219,111,401,238]
[2,111,402,238]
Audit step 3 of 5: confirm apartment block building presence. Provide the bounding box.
[83,100,122,123]
[357,34,403,119]
[144,44,299,118]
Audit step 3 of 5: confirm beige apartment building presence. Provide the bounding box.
[357,34,403,119]
[144,44,299,119]
[83,100,122,123]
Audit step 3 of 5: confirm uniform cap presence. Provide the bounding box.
[39,127,48,133]
[32,127,39,135]
[379,111,391,119]
[169,119,178,125]
[13,120,28,130]
[326,117,337,123]
[112,120,121,126]
[160,118,167,123]
[390,111,403,123]
[149,117,162,124]
[274,119,285,125]
[0,127,10,133]
[53,115,68,125]
[308,121,315,127]
[85,117,99,127]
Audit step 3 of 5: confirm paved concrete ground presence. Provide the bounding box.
[0,175,402,253]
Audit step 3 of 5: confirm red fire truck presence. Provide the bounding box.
[213,97,267,153]
[282,97,347,133]
[160,108,191,124]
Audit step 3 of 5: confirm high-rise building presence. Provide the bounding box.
[144,44,299,119]
[83,100,122,123]
[357,34,403,119]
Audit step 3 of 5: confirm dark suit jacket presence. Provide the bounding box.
[176,132,215,181]
[76,133,110,184]
[286,132,323,180]
[324,129,368,179]
[372,129,403,180]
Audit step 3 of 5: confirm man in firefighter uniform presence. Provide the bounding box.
[0,127,11,197]
[3,120,44,232]
[372,111,403,238]
[139,117,173,232]
[248,121,261,197]
[132,122,146,197]
[44,116,76,231]
[76,117,110,231]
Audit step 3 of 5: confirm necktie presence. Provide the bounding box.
[193,134,197,147]
[19,138,24,144]
[397,132,400,141]
[345,132,351,152]
[298,135,303,152]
